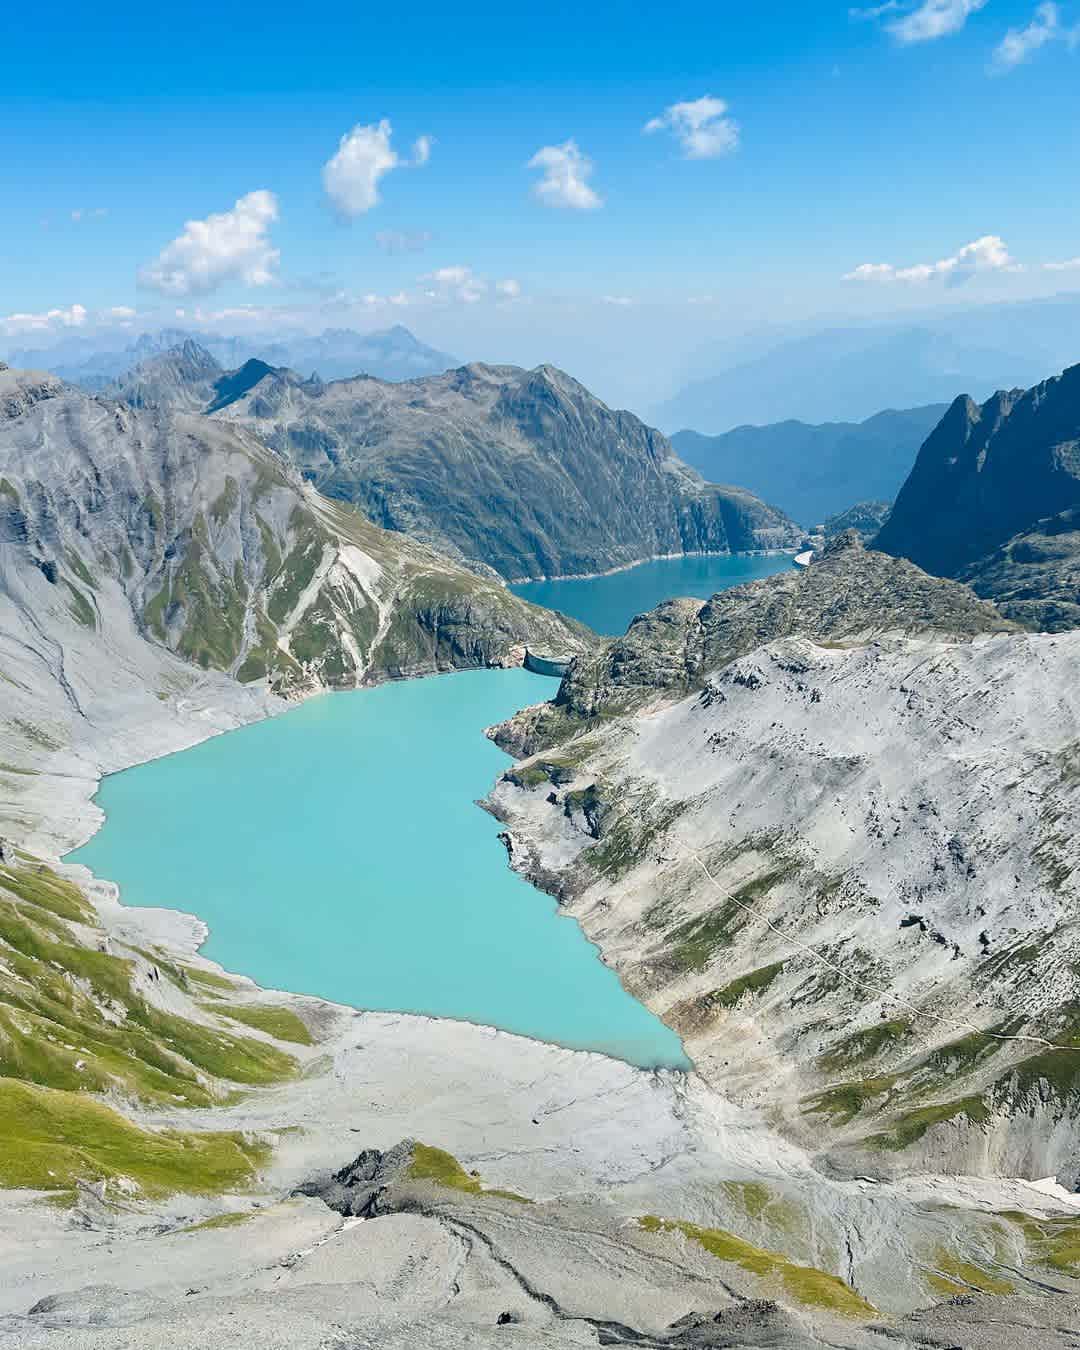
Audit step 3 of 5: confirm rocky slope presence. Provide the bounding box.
[204,358,802,579]
[494,534,1017,755]
[876,364,1080,630]
[489,538,1080,1183]
[672,405,944,527]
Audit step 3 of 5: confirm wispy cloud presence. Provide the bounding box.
[138,191,280,296]
[70,207,108,223]
[844,234,1017,284]
[527,141,602,210]
[2,303,88,335]
[643,95,739,159]
[322,120,431,219]
[374,229,433,255]
[422,264,489,304]
[887,0,988,43]
[849,1,904,18]
[1042,256,1080,270]
[601,295,634,306]
[991,2,1080,69]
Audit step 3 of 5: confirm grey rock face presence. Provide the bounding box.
[496,533,1015,755]
[876,363,1080,584]
[208,361,802,580]
[293,1140,417,1217]
[823,501,891,541]
[959,507,1080,632]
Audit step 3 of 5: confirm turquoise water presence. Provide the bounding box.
[68,669,689,1071]
[511,552,794,635]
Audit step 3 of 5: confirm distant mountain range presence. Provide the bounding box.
[653,320,1062,435]
[100,341,803,580]
[671,405,945,527]
[877,361,1080,631]
[5,324,459,389]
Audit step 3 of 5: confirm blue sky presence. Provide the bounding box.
[3,0,1079,396]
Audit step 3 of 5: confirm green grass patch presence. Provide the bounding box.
[0,1079,267,1196]
[408,1142,530,1204]
[211,1003,313,1046]
[638,1216,875,1317]
[818,1019,912,1072]
[927,1249,1013,1296]
[803,1077,898,1126]
[183,965,239,993]
[866,1095,991,1150]
[1000,1211,1080,1275]
[181,1209,257,1233]
[710,961,785,1009]
[0,863,94,923]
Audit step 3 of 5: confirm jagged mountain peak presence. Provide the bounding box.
[877,361,1080,589]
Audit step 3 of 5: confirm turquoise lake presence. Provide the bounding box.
[68,668,689,1070]
[510,552,793,635]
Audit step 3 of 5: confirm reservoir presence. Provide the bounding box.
[510,552,794,634]
[68,668,689,1071]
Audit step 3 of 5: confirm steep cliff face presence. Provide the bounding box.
[487,542,1080,1179]
[208,360,802,580]
[876,364,1080,592]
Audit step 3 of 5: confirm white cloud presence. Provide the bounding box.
[643,95,739,159]
[601,295,634,306]
[844,234,1017,284]
[374,229,433,254]
[2,303,88,335]
[70,207,108,223]
[495,279,522,298]
[1044,256,1080,270]
[322,119,431,218]
[991,2,1080,69]
[888,0,987,42]
[850,1,904,17]
[527,141,602,210]
[104,305,136,322]
[422,264,488,303]
[138,190,280,296]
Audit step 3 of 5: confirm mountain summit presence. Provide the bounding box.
[210,359,803,579]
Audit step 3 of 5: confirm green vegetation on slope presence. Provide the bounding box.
[408,1142,531,1203]
[0,1079,267,1196]
[210,1002,314,1045]
[638,1216,876,1317]
[0,863,298,1111]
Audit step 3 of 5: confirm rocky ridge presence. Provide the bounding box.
[488,538,1080,1181]
[876,363,1080,630]
[493,533,1016,757]
[204,357,803,579]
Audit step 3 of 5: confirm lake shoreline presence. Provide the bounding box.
[504,546,800,586]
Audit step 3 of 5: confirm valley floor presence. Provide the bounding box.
[2,662,1080,1347]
